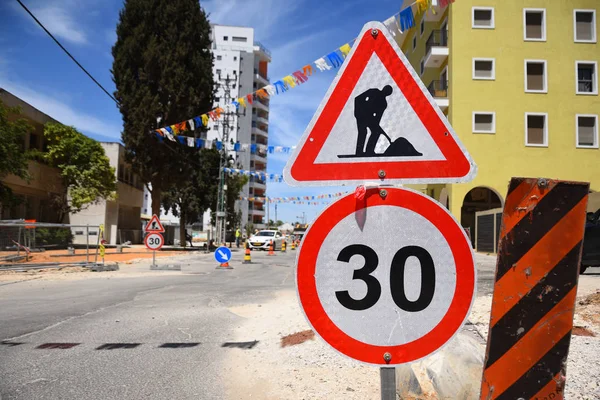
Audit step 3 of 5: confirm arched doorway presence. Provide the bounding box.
[461,187,503,247]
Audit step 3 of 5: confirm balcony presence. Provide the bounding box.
[253,162,267,172]
[427,80,449,110]
[424,30,449,68]
[254,115,269,126]
[252,124,268,138]
[254,73,269,87]
[253,41,271,61]
[249,208,266,216]
[253,96,270,112]
[249,179,266,190]
[251,151,267,163]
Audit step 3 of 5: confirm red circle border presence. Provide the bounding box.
[296,187,475,365]
[145,233,164,251]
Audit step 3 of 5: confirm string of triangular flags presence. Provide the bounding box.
[223,167,284,182]
[152,0,453,139]
[155,131,296,153]
[240,192,348,204]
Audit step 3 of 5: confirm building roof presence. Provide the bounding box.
[0,88,61,126]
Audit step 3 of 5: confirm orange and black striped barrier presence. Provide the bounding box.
[243,241,252,264]
[480,178,589,400]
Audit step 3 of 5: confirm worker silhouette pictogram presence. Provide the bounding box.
[338,85,422,158]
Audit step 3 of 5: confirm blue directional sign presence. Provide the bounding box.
[215,246,232,264]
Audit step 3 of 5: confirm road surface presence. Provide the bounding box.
[0,250,594,399]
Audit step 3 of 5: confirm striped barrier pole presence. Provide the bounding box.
[479,178,589,400]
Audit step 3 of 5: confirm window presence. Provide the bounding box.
[420,58,425,76]
[576,115,598,148]
[472,112,496,133]
[223,36,228,41]
[472,7,494,29]
[524,60,547,93]
[574,10,596,43]
[524,9,546,41]
[576,61,598,95]
[233,56,237,61]
[29,133,39,150]
[525,113,548,147]
[412,36,417,52]
[232,36,247,42]
[216,55,222,61]
[420,19,425,37]
[214,97,219,102]
[472,58,495,80]
[216,69,221,76]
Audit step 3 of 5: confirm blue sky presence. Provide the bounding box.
[0,0,403,223]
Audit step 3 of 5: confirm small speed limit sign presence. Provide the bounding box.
[145,233,164,251]
[296,187,475,365]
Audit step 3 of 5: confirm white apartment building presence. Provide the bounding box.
[204,24,272,231]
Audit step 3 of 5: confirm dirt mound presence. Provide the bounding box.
[280,329,315,348]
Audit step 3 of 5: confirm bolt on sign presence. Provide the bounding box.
[479,178,589,400]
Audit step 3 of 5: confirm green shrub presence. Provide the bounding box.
[35,228,73,247]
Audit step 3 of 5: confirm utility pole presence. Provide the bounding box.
[275,203,277,225]
[214,72,243,245]
[296,212,306,225]
[266,198,270,229]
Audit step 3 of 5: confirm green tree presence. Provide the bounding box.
[43,123,117,222]
[0,99,30,215]
[162,148,220,247]
[112,0,214,217]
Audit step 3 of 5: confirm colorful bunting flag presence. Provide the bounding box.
[399,6,416,31]
[151,1,458,138]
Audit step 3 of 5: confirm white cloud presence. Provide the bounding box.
[0,79,122,140]
[12,0,88,45]
[203,0,302,42]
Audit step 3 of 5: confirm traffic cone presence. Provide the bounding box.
[281,240,286,253]
[267,240,275,256]
[243,241,252,264]
[216,261,233,269]
[291,241,296,251]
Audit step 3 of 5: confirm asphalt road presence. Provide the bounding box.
[0,250,293,400]
[0,249,584,399]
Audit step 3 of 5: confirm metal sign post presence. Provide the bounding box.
[380,366,396,400]
[145,232,164,269]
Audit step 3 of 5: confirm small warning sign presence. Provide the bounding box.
[145,214,165,233]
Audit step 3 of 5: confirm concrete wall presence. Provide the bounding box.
[70,143,143,245]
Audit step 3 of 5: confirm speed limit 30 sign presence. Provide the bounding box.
[296,187,476,365]
[145,233,164,251]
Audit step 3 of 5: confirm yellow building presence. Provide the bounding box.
[395,0,599,250]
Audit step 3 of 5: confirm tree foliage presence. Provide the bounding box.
[162,148,220,246]
[0,99,30,207]
[43,123,117,222]
[111,0,214,217]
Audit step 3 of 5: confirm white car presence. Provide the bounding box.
[248,230,284,251]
